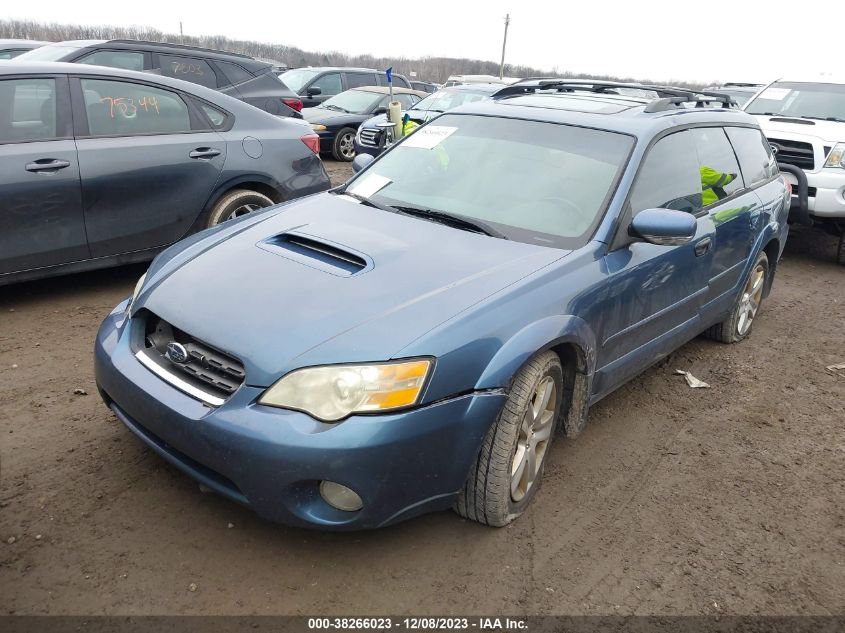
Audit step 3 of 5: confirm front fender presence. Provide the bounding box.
[474,315,596,390]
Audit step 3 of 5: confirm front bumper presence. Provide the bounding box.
[784,167,845,220]
[94,303,506,530]
[353,138,381,158]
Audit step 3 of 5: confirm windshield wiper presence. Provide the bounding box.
[323,104,349,113]
[340,191,397,213]
[390,205,508,239]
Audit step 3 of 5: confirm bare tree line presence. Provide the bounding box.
[0,18,708,88]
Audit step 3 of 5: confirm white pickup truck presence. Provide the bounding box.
[743,76,845,264]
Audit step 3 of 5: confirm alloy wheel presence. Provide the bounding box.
[511,376,556,502]
[737,263,765,336]
[339,133,355,160]
[224,203,260,222]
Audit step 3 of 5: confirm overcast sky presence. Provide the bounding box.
[7,1,841,83]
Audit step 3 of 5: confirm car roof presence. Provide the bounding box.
[350,86,428,97]
[0,39,48,47]
[25,39,268,70]
[294,66,380,73]
[448,89,760,139]
[438,83,504,94]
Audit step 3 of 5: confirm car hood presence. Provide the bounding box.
[754,115,845,144]
[302,107,367,126]
[138,193,567,386]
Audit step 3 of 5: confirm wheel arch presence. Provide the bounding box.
[181,176,287,237]
[474,315,596,437]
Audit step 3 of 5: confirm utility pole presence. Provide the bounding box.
[179,22,184,44]
[499,14,510,80]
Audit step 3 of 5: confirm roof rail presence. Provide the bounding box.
[106,39,255,59]
[494,78,739,112]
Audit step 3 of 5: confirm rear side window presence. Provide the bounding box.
[80,78,192,136]
[215,61,253,87]
[77,50,145,71]
[725,127,777,187]
[345,72,377,89]
[159,55,217,89]
[200,103,228,128]
[311,73,342,96]
[0,78,57,143]
[630,131,702,214]
[690,127,743,204]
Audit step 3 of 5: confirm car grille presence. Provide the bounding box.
[139,312,245,403]
[768,137,815,170]
[358,127,382,148]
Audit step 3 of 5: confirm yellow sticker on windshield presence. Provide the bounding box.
[402,125,458,149]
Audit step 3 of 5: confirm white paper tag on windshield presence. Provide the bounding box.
[402,125,458,149]
[759,87,790,101]
[347,173,392,198]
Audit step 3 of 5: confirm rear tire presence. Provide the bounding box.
[837,233,845,266]
[332,128,357,162]
[454,351,563,527]
[703,251,769,343]
[205,190,274,228]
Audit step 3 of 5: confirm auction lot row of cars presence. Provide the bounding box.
[0,38,839,530]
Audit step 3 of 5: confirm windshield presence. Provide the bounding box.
[346,114,633,248]
[745,82,845,121]
[16,44,84,61]
[413,88,491,113]
[279,68,320,93]
[322,89,382,113]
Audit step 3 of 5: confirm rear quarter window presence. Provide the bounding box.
[159,55,217,89]
[725,127,777,187]
[214,61,253,87]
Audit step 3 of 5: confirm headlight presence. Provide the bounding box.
[824,143,845,168]
[258,359,432,422]
[128,273,146,311]
[311,124,327,132]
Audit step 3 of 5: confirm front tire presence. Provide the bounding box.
[205,190,274,228]
[704,251,769,343]
[454,351,563,527]
[332,128,357,162]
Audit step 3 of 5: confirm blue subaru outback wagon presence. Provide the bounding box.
[95,79,790,530]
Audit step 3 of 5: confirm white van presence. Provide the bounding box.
[744,75,845,264]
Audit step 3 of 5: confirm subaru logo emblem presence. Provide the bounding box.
[165,342,189,364]
[769,143,779,155]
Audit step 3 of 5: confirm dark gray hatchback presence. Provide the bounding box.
[15,39,305,118]
[0,61,331,286]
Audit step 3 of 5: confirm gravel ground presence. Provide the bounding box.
[1,158,843,615]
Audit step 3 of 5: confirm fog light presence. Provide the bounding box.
[319,480,363,512]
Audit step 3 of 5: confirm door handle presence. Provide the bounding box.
[189,148,221,159]
[25,159,71,172]
[694,236,712,257]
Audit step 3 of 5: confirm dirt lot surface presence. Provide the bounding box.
[1,159,843,616]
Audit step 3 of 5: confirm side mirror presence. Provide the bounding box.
[629,208,697,246]
[306,86,322,96]
[373,106,388,115]
[352,153,374,174]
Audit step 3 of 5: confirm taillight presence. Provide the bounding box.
[301,133,320,155]
[781,174,793,198]
[283,97,303,112]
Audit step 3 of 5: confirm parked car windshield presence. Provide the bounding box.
[279,68,320,93]
[745,81,845,122]
[347,114,633,248]
[321,89,382,113]
[16,43,84,61]
[413,88,491,113]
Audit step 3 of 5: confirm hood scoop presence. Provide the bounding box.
[257,231,372,276]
